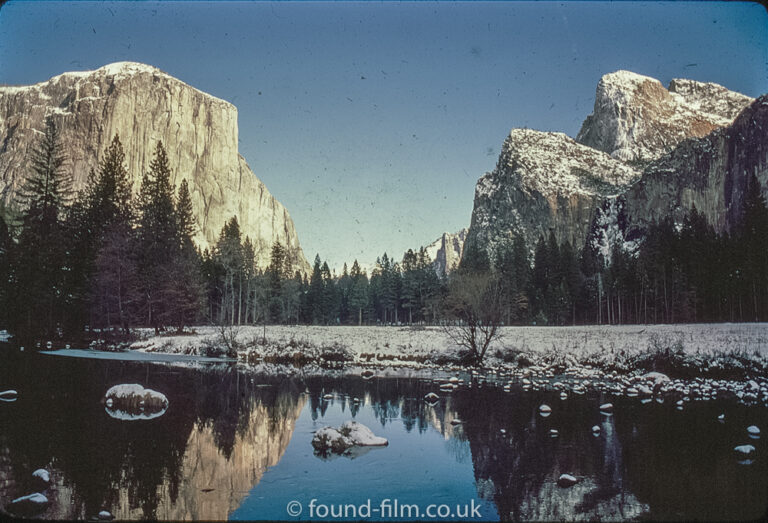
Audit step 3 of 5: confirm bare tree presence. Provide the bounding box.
[441,271,502,366]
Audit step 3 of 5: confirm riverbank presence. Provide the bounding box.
[125,323,768,379]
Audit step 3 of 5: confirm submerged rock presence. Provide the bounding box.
[312,421,388,456]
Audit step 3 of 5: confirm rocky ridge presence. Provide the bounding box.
[0,62,309,273]
[465,70,761,262]
[424,228,468,275]
[576,70,753,166]
[467,128,639,258]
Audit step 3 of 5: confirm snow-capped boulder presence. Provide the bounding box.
[599,403,614,413]
[747,425,760,438]
[592,425,601,436]
[103,384,168,421]
[31,469,50,491]
[312,421,388,456]
[7,492,49,517]
[557,474,578,488]
[424,392,439,404]
[539,404,552,417]
[32,469,50,484]
[734,444,755,456]
[98,510,114,521]
[0,389,18,401]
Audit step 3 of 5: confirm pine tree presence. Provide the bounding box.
[308,255,324,324]
[12,117,73,340]
[136,141,179,332]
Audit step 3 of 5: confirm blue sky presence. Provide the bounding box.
[1,1,766,271]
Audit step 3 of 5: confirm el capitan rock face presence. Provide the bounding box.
[465,70,762,262]
[0,62,309,273]
[575,70,753,166]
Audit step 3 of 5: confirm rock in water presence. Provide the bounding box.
[539,404,552,416]
[8,493,49,517]
[0,62,309,274]
[424,392,439,404]
[599,403,614,413]
[0,389,18,401]
[747,425,760,438]
[734,444,756,456]
[312,421,388,456]
[98,510,114,521]
[557,474,578,488]
[31,468,50,490]
[104,384,168,420]
[312,427,354,454]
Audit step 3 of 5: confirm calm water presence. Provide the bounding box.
[0,347,766,521]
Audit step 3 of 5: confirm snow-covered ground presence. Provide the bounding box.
[130,323,768,364]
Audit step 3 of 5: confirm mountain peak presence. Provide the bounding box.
[577,70,753,165]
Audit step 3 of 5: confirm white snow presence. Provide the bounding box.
[747,425,760,437]
[11,492,48,505]
[32,469,50,483]
[312,421,388,453]
[557,474,578,487]
[498,129,639,198]
[733,444,756,455]
[0,389,18,398]
[105,407,166,421]
[0,330,12,342]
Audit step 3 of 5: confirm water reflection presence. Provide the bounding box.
[1,351,766,521]
[0,352,305,520]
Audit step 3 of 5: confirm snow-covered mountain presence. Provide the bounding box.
[465,70,761,262]
[0,62,310,274]
[424,228,468,275]
[624,93,768,238]
[466,128,639,260]
[576,70,753,166]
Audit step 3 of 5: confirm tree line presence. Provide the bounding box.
[1,119,766,347]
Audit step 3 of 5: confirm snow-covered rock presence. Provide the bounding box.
[539,404,552,417]
[31,469,50,484]
[424,392,439,404]
[103,384,168,420]
[311,421,388,456]
[747,425,760,438]
[98,510,114,520]
[599,403,614,413]
[0,389,17,402]
[734,444,755,456]
[422,228,468,275]
[466,127,639,258]
[7,492,49,516]
[557,474,578,488]
[576,70,753,165]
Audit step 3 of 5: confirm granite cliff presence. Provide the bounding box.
[465,70,760,263]
[0,62,309,273]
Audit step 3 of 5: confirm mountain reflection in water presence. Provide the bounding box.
[0,350,766,521]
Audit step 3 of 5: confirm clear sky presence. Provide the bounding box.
[1,1,766,272]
